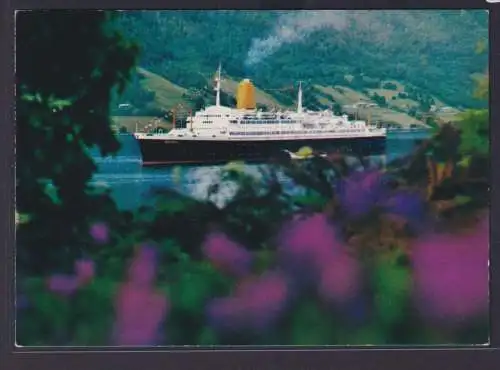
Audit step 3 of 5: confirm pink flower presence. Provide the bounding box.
[112,244,169,346]
[112,283,170,346]
[127,244,159,287]
[89,222,110,244]
[411,216,489,326]
[336,170,388,219]
[277,213,344,281]
[46,258,96,296]
[206,297,247,332]
[75,258,95,284]
[317,251,362,306]
[382,191,426,231]
[202,231,253,277]
[207,271,290,333]
[46,275,80,296]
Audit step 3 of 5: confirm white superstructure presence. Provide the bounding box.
[134,65,386,142]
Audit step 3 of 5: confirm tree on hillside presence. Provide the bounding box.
[472,70,488,101]
[456,71,488,155]
[371,93,387,107]
[111,72,157,115]
[333,103,343,115]
[382,82,398,90]
[16,11,139,272]
[184,88,206,111]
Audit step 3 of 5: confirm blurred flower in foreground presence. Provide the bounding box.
[278,212,362,306]
[206,271,290,334]
[46,275,81,296]
[75,258,95,285]
[112,244,169,346]
[89,222,110,244]
[277,213,344,281]
[46,258,95,296]
[382,191,426,231]
[317,250,362,306]
[126,244,159,287]
[336,170,388,219]
[412,215,489,326]
[202,231,253,277]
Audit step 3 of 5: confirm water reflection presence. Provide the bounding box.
[90,132,429,210]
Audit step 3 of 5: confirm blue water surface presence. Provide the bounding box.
[90,131,430,210]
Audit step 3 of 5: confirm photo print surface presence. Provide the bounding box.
[15,9,490,346]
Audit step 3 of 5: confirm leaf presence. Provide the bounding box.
[47,97,73,111]
[169,267,223,316]
[475,39,487,55]
[373,256,411,327]
[471,71,488,100]
[458,156,472,168]
[254,249,275,273]
[156,195,192,214]
[292,191,330,210]
[456,109,489,155]
[289,301,334,345]
[197,327,219,345]
[16,212,31,225]
[454,195,472,206]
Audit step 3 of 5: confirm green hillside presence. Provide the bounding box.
[111,10,487,129]
[113,67,461,130]
[137,67,187,108]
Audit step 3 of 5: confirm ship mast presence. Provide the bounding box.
[297,81,303,113]
[215,62,222,107]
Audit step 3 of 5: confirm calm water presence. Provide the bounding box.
[90,131,430,210]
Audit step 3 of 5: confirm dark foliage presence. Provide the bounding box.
[16,11,139,273]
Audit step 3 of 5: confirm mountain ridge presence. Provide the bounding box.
[111,10,487,130]
[114,10,487,109]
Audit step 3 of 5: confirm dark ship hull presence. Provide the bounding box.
[135,135,386,166]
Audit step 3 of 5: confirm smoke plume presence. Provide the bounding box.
[245,11,350,68]
[244,10,452,68]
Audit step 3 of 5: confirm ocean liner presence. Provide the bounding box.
[133,65,387,165]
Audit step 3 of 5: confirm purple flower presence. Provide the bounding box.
[75,258,95,285]
[112,283,170,346]
[46,275,80,296]
[317,251,362,306]
[127,244,159,287]
[382,191,426,231]
[206,297,247,332]
[89,222,110,244]
[46,258,96,297]
[207,271,290,333]
[202,231,253,277]
[277,213,344,282]
[336,170,388,219]
[411,216,489,326]
[112,243,169,346]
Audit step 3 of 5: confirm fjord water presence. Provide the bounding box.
[90,131,430,210]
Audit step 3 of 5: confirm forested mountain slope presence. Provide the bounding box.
[113,10,488,126]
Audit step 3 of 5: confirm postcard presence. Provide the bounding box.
[15,9,490,347]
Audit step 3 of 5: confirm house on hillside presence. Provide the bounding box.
[118,103,132,110]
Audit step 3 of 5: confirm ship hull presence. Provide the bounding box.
[136,136,387,166]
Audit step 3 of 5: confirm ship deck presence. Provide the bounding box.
[134,132,387,142]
